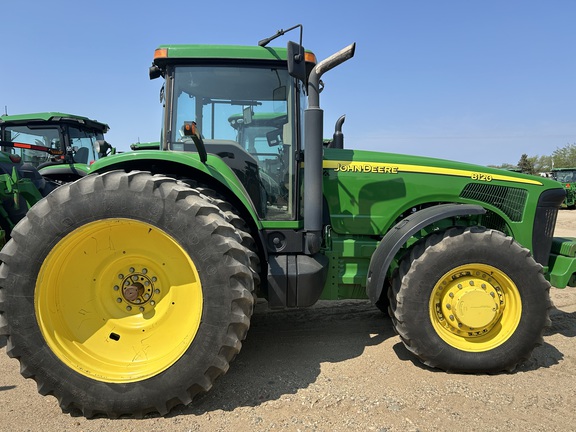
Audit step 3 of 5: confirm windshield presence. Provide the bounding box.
[2,124,104,166]
[553,170,576,183]
[170,65,297,220]
[3,125,60,166]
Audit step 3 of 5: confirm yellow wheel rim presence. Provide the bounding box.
[35,218,203,383]
[429,263,522,352]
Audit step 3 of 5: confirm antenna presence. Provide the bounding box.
[258,24,303,53]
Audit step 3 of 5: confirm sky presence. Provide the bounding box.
[1,1,574,167]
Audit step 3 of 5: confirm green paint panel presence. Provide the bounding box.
[321,233,379,300]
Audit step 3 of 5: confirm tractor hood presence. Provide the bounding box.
[323,148,558,188]
[322,147,563,238]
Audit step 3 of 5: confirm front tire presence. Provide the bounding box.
[388,226,551,373]
[0,171,255,417]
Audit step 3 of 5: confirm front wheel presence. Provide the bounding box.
[0,171,255,417]
[388,226,551,373]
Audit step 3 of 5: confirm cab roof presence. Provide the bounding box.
[153,44,316,65]
[0,112,109,132]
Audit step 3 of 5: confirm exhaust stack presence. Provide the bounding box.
[304,43,356,254]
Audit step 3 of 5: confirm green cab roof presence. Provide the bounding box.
[153,44,316,64]
[0,112,109,132]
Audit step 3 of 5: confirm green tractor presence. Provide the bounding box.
[0,112,114,184]
[550,167,576,208]
[2,27,576,418]
[0,144,53,246]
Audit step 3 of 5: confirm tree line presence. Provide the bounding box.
[490,143,576,175]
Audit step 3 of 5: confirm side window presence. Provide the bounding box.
[68,127,99,164]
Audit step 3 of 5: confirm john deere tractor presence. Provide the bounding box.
[551,167,576,208]
[0,145,52,246]
[0,112,113,184]
[2,26,576,418]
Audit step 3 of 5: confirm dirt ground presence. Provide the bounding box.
[2,212,576,432]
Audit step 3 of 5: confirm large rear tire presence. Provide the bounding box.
[388,226,551,373]
[0,171,255,417]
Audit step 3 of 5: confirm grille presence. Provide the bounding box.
[532,188,564,265]
[460,184,527,222]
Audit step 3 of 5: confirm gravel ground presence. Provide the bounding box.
[1,211,576,432]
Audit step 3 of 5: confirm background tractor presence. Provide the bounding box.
[0,145,52,246]
[551,167,576,208]
[2,27,576,418]
[0,112,114,184]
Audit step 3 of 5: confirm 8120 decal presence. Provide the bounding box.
[471,172,493,182]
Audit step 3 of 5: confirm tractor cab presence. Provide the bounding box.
[0,113,111,168]
[151,46,316,220]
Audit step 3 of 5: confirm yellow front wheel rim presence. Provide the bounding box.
[35,218,203,383]
[429,263,522,352]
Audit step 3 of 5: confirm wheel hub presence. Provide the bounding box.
[114,267,160,312]
[122,283,143,302]
[432,270,505,338]
[451,288,498,328]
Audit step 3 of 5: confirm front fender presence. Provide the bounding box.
[366,203,486,303]
[39,163,90,179]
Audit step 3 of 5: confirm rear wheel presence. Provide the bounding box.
[0,171,255,417]
[388,226,551,373]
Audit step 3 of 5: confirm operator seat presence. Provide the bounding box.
[203,139,267,216]
[73,147,89,164]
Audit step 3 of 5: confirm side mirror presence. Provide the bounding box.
[149,65,162,80]
[287,41,306,82]
[95,139,113,158]
[243,106,253,125]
